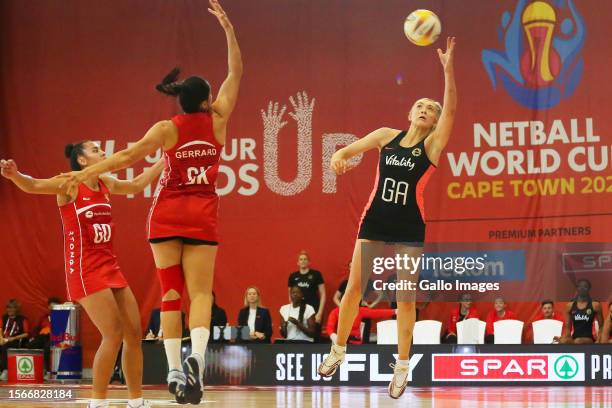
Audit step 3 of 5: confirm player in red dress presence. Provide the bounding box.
[60,1,242,404]
[317,37,457,399]
[1,142,163,408]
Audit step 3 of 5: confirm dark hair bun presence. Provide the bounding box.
[64,144,75,158]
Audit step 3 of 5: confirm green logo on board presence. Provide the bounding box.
[554,355,578,380]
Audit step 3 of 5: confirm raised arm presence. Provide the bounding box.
[209,0,243,122]
[428,37,457,164]
[1,159,67,195]
[331,127,395,175]
[60,121,170,195]
[101,159,165,196]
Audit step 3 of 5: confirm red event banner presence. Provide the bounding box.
[1,1,610,365]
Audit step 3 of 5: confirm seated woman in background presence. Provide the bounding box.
[278,286,316,343]
[485,296,517,343]
[237,286,272,343]
[556,279,602,344]
[327,291,396,344]
[0,299,30,379]
[443,293,479,344]
[209,292,228,343]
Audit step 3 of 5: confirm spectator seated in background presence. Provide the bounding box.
[533,300,565,323]
[288,251,326,331]
[333,262,383,343]
[210,291,228,342]
[237,286,272,343]
[278,286,316,343]
[525,300,565,344]
[383,274,429,320]
[485,296,517,343]
[144,307,187,340]
[27,297,61,372]
[443,293,479,344]
[0,299,30,380]
[333,262,383,309]
[556,279,602,344]
[600,304,612,343]
[327,292,396,344]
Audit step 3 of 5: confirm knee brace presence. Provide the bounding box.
[157,264,184,312]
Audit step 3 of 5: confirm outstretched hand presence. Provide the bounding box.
[0,159,18,179]
[437,37,456,72]
[208,0,233,31]
[58,170,88,197]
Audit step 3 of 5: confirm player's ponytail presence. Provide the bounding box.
[64,141,87,171]
[155,67,183,96]
[156,67,211,114]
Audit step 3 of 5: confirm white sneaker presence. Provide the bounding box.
[182,353,204,404]
[88,401,109,408]
[0,370,7,381]
[317,344,345,377]
[126,400,151,408]
[388,362,409,399]
[167,369,186,395]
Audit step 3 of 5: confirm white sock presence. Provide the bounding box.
[332,343,346,353]
[396,359,410,367]
[128,397,143,408]
[164,338,182,371]
[191,326,210,359]
[88,399,108,408]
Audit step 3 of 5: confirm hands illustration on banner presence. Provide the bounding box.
[261,91,315,196]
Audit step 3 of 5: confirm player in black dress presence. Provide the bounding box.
[318,37,457,399]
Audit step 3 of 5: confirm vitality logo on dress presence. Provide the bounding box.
[481,0,585,109]
[385,155,415,170]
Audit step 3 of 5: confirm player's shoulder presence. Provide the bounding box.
[155,119,176,131]
[374,127,401,137]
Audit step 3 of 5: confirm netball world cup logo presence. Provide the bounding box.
[482,0,585,109]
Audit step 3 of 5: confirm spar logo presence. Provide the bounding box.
[562,251,612,273]
[432,353,584,382]
[481,0,585,109]
[554,354,579,379]
[16,356,34,379]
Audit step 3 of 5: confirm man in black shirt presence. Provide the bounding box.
[288,251,326,325]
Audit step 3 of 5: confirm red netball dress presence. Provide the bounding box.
[59,180,128,301]
[147,112,223,244]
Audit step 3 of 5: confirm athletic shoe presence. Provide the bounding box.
[317,344,345,377]
[167,369,187,404]
[388,362,409,399]
[126,400,152,408]
[182,353,205,404]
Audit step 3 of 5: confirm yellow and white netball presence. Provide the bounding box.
[403,9,441,46]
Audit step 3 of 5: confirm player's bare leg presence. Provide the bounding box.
[113,287,146,406]
[181,244,217,404]
[79,289,124,406]
[151,239,186,402]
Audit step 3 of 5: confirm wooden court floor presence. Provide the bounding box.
[0,384,610,407]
